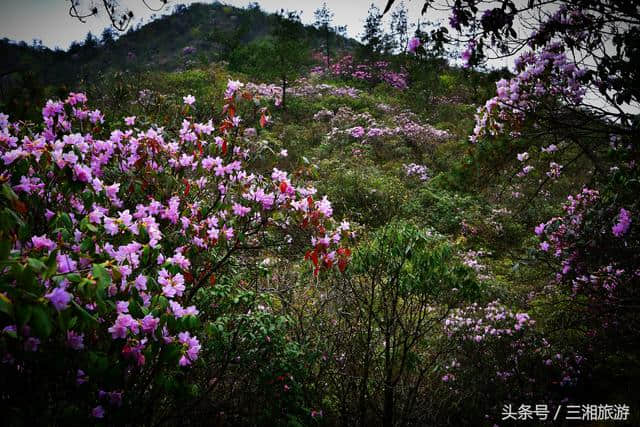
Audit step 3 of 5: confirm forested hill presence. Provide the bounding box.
[1,2,357,86]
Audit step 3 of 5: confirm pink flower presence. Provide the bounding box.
[140,314,159,334]
[158,269,185,298]
[92,405,105,418]
[45,286,72,311]
[67,330,84,350]
[407,37,421,53]
[183,94,196,105]
[31,235,56,251]
[232,203,251,217]
[108,314,139,339]
[612,208,631,237]
[124,116,136,126]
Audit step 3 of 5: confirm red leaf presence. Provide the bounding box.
[209,274,216,286]
[184,271,194,283]
[183,178,191,197]
[338,259,347,273]
[311,250,319,267]
[279,181,288,193]
[221,139,227,156]
[13,200,27,214]
[307,196,313,207]
[228,105,235,118]
[260,113,267,128]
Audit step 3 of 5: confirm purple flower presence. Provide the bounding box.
[177,331,201,366]
[612,208,631,237]
[124,116,136,126]
[349,126,365,138]
[77,369,88,385]
[56,253,77,273]
[158,269,185,298]
[46,286,72,311]
[67,330,85,350]
[140,314,159,334]
[407,37,421,53]
[232,203,251,217]
[24,337,40,352]
[92,405,105,418]
[116,301,129,314]
[31,235,56,251]
[107,314,139,339]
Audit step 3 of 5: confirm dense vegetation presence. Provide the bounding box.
[0,1,638,425]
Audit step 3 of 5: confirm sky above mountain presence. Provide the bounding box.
[0,0,435,50]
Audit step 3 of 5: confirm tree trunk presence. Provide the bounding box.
[382,330,394,427]
[281,76,287,109]
[325,25,330,70]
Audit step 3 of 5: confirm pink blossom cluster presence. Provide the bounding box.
[403,163,430,182]
[323,106,451,147]
[314,54,409,90]
[470,43,587,143]
[0,80,352,418]
[444,300,536,342]
[244,79,361,107]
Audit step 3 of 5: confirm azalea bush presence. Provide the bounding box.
[0,81,352,423]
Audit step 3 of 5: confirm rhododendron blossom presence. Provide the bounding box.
[0,86,352,419]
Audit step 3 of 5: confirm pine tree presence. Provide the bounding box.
[313,2,335,69]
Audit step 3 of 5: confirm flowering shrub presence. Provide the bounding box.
[0,82,351,421]
[536,186,638,330]
[403,163,429,182]
[471,43,588,143]
[314,54,409,90]
[323,106,451,148]
[441,300,583,423]
[244,79,361,107]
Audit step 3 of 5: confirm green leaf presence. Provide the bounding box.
[1,184,18,202]
[0,292,13,317]
[31,305,53,338]
[15,303,33,328]
[72,300,99,325]
[0,239,10,262]
[92,263,111,292]
[27,257,46,273]
[43,250,58,279]
[58,212,73,230]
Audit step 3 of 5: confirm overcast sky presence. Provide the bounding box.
[0,0,439,50]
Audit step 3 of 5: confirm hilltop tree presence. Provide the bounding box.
[389,1,410,52]
[100,28,116,47]
[361,4,384,56]
[229,10,310,109]
[313,2,335,69]
[268,11,311,108]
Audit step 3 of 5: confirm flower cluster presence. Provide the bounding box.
[470,43,587,143]
[244,79,361,107]
[403,163,429,182]
[314,54,409,90]
[323,106,451,147]
[0,81,351,418]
